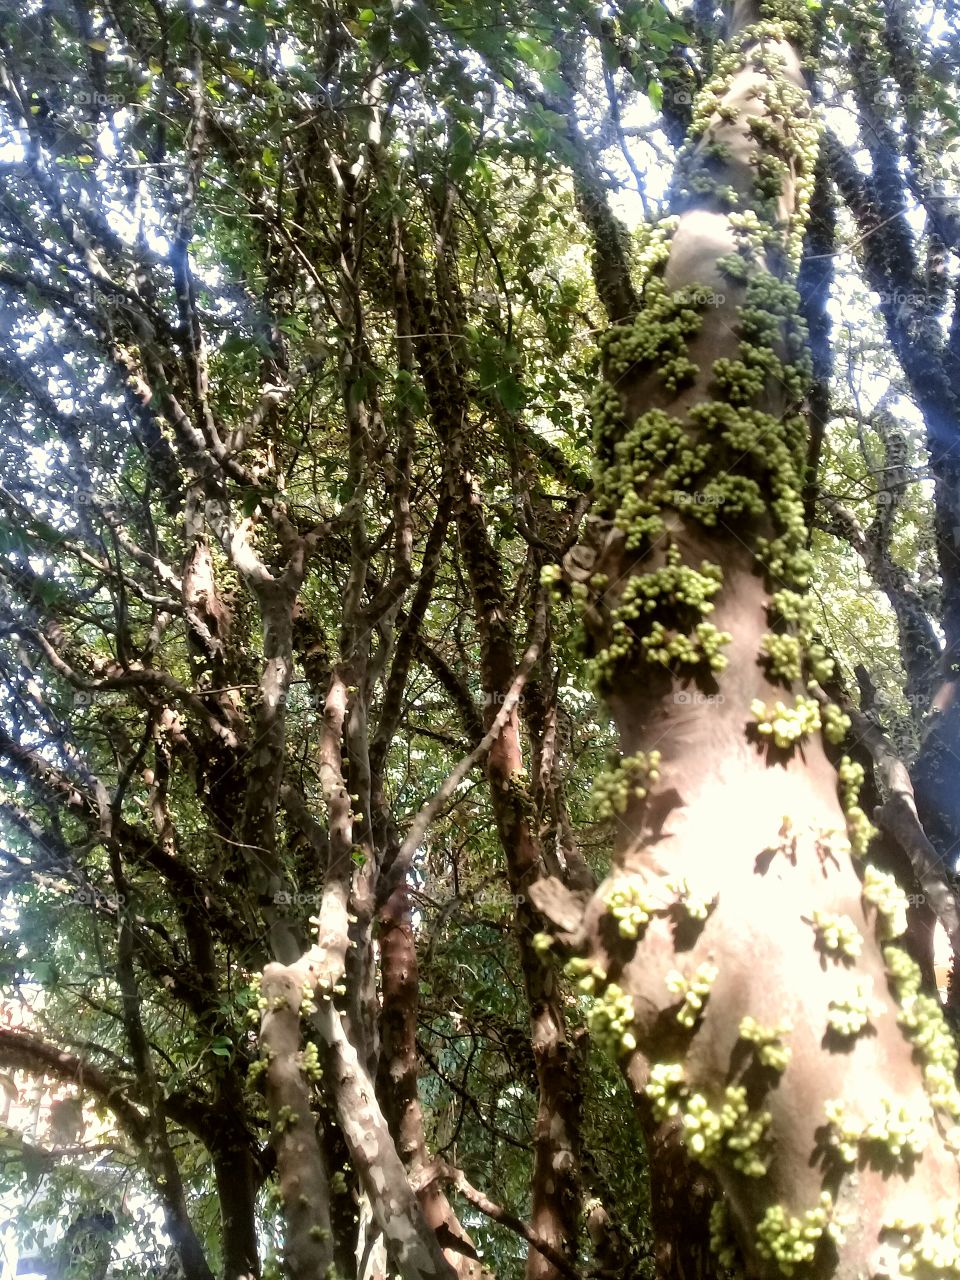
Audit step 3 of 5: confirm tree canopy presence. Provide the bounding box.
[1,0,960,1277]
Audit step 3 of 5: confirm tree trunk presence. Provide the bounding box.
[260,964,336,1280]
[403,222,584,1280]
[457,486,583,1280]
[377,880,486,1280]
[643,1116,715,1280]
[212,1131,262,1279]
[534,2,960,1275]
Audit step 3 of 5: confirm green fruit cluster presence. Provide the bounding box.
[739,1015,793,1071]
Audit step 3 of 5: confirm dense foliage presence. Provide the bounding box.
[1,0,960,1276]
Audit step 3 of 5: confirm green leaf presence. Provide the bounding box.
[619,0,647,35]
[539,69,568,98]
[394,8,431,70]
[168,12,189,42]
[600,39,620,72]
[510,33,561,74]
[663,19,690,40]
[21,1146,51,1187]
[220,333,253,357]
[495,374,525,413]
[367,24,390,60]
[240,14,268,49]
[32,961,56,985]
[241,488,261,517]
[449,119,473,179]
[478,349,500,391]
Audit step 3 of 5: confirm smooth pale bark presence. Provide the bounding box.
[259,664,462,1280]
[535,3,960,1276]
[260,965,335,1280]
[314,999,459,1280]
